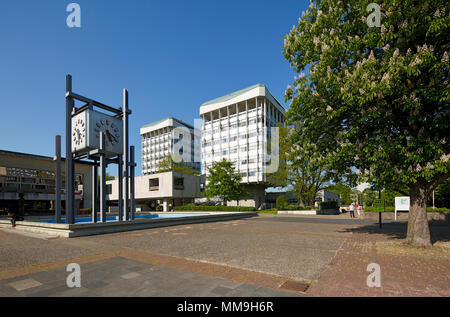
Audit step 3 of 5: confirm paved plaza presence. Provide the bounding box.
[0,214,449,297]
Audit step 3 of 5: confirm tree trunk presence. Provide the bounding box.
[407,183,432,248]
[299,197,305,208]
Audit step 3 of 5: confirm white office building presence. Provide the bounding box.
[140,117,200,175]
[200,84,286,208]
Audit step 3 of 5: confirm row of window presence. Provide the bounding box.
[202,132,263,147]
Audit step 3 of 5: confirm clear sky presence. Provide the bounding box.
[0,0,308,176]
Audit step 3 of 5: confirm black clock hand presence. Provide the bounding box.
[107,130,118,142]
[105,130,113,143]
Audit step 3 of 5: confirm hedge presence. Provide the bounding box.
[174,204,256,212]
[280,205,314,211]
[257,209,278,214]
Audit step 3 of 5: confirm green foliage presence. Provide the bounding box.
[276,195,289,210]
[266,124,290,188]
[283,0,449,191]
[433,177,450,207]
[279,205,314,211]
[325,183,352,205]
[362,187,378,206]
[157,156,199,175]
[204,159,248,204]
[283,0,450,246]
[173,204,256,212]
[257,209,278,214]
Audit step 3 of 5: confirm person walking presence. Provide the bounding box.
[356,203,361,218]
[349,203,355,218]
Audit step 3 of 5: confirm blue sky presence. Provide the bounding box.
[0,0,308,175]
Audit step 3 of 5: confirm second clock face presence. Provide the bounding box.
[73,117,86,146]
[94,119,121,147]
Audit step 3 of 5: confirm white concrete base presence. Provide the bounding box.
[277,210,317,215]
[0,212,256,238]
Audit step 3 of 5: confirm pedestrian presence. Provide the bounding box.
[349,203,355,218]
[7,207,23,228]
[356,204,361,218]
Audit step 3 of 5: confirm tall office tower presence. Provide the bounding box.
[140,117,200,175]
[200,84,286,208]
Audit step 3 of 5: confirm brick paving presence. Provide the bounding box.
[0,214,449,297]
[308,222,450,297]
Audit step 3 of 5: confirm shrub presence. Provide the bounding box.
[279,205,314,211]
[276,195,289,210]
[258,209,278,214]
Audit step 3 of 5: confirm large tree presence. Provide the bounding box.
[283,0,449,247]
[204,159,248,206]
[268,124,332,206]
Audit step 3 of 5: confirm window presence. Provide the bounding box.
[107,184,112,195]
[174,177,184,190]
[149,178,159,191]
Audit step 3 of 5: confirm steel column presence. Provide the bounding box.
[55,135,62,223]
[99,132,107,223]
[130,146,136,220]
[92,164,98,223]
[65,75,75,224]
[118,155,123,221]
[123,89,129,221]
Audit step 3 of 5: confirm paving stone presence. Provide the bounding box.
[120,272,141,280]
[8,278,42,291]
[210,286,233,296]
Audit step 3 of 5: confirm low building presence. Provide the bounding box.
[106,172,202,212]
[315,190,341,208]
[0,149,93,213]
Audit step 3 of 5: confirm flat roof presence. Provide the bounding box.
[200,83,286,115]
[141,117,194,131]
[0,149,94,166]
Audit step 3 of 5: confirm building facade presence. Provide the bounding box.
[0,150,93,213]
[106,172,202,212]
[200,84,286,208]
[140,117,200,175]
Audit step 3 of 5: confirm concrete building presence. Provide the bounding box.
[200,84,286,208]
[106,172,202,212]
[140,117,200,175]
[0,149,93,213]
[315,190,341,207]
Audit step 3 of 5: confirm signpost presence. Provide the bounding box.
[395,197,410,221]
[374,198,385,229]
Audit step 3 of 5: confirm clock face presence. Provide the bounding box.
[71,109,123,156]
[72,118,86,146]
[94,119,121,147]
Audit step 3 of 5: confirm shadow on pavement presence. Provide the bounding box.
[338,220,450,244]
